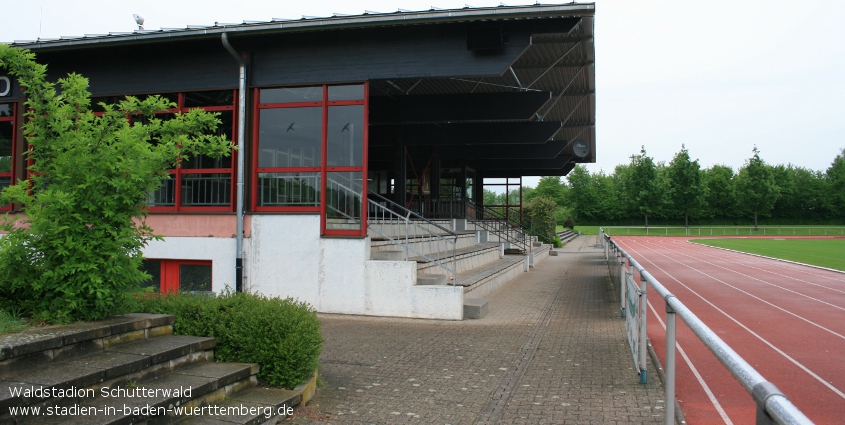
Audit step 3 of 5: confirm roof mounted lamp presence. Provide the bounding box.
[133,14,145,30]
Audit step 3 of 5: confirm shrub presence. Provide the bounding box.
[524,196,558,242]
[563,215,576,230]
[0,46,232,323]
[135,291,323,389]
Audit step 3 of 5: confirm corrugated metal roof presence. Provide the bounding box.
[9,3,594,50]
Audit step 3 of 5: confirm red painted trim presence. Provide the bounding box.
[257,101,322,109]
[361,81,369,236]
[0,103,15,212]
[251,88,261,212]
[320,85,329,235]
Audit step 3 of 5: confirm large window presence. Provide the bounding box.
[0,103,14,211]
[94,90,238,212]
[253,84,368,236]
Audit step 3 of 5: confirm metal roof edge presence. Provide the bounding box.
[7,3,595,51]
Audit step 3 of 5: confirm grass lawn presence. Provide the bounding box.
[0,311,29,336]
[691,238,845,272]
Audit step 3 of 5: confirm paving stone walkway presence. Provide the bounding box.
[308,236,665,424]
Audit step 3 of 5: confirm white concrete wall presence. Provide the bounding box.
[246,215,463,320]
[143,236,237,293]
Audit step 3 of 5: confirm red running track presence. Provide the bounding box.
[613,236,845,425]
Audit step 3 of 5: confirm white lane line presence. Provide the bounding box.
[647,300,733,425]
[658,239,845,295]
[637,239,845,313]
[677,239,845,283]
[618,238,845,401]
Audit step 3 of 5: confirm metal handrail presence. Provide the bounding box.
[600,229,814,425]
[368,191,458,285]
[464,200,529,252]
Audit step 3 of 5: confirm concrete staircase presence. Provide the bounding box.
[369,218,555,319]
[0,314,301,424]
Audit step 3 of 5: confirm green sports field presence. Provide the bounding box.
[691,238,845,272]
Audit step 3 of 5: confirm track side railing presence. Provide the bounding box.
[600,229,813,425]
[367,192,458,285]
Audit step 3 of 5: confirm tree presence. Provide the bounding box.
[703,165,735,220]
[531,176,566,205]
[827,148,845,220]
[523,196,557,242]
[627,146,663,227]
[667,145,705,227]
[0,46,234,322]
[567,165,598,221]
[734,147,779,228]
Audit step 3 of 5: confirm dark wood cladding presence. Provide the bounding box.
[36,39,238,96]
[246,24,530,87]
[370,91,552,124]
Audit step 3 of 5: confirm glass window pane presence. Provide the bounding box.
[326,171,363,231]
[258,172,320,207]
[184,90,234,107]
[258,108,322,167]
[148,174,176,206]
[260,86,323,104]
[139,260,161,292]
[328,84,364,101]
[182,173,231,206]
[0,104,15,117]
[0,121,12,173]
[327,105,363,167]
[179,264,211,292]
[182,111,233,169]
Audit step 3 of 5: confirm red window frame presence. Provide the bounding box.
[0,102,15,212]
[143,259,213,293]
[252,84,368,237]
[144,91,238,213]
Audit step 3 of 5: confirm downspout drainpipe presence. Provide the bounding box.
[222,33,246,292]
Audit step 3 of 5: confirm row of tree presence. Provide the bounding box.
[506,146,845,227]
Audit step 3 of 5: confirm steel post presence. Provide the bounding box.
[665,295,677,425]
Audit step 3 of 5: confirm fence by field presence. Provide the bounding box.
[602,226,845,237]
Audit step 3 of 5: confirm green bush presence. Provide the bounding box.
[135,291,323,389]
[563,215,575,230]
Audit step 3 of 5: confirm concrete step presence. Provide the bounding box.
[367,219,454,239]
[460,255,528,301]
[370,231,477,258]
[414,243,501,277]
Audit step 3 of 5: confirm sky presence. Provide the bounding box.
[2,0,844,187]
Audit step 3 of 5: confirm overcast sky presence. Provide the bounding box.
[2,0,844,186]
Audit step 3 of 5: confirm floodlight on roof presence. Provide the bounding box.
[133,14,145,30]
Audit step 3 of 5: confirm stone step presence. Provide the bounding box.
[174,386,300,425]
[0,334,216,418]
[23,361,258,425]
[0,313,175,372]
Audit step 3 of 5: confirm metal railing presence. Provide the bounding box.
[181,174,231,206]
[600,229,813,425]
[257,172,320,207]
[326,174,363,227]
[603,226,845,237]
[464,200,530,253]
[367,191,458,284]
